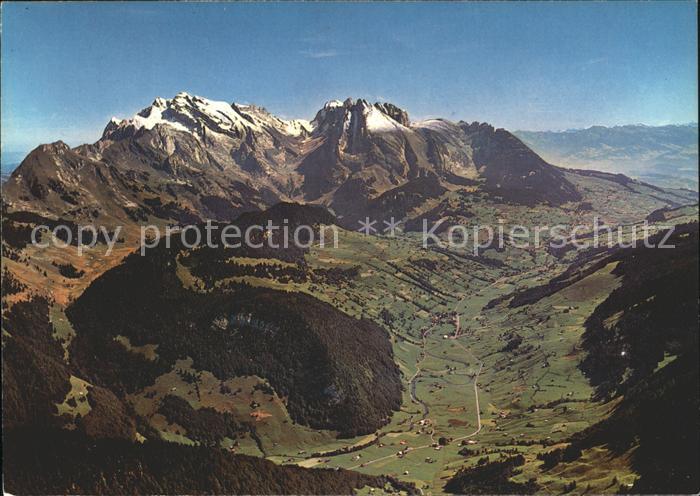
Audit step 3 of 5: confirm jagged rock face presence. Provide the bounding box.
[4,94,309,224]
[95,93,309,197]
[3,92,584,227]
[414,119,479,179]
[374,103,410,127]
[299,98,432,206]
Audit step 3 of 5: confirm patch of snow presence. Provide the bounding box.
[324,100,344,109]
[113,92,316,139]
[282,119,313,136]
[414,119,453,131]
[365,105,403,132]
[193,96,263,133]
[236,104,313,137]
[131,104,190,133]
[122,93,264,136]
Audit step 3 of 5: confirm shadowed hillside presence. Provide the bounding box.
[67,229,402,438]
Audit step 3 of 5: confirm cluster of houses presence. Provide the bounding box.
[430,310,459,327]
[395,444,413,458]
[415,418,434,436]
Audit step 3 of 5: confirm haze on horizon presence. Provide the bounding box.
[1,1,697,167]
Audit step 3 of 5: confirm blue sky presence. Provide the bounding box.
[1,2,697,168]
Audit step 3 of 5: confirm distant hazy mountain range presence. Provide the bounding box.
[515,124,698,191]
[1,151,26,183]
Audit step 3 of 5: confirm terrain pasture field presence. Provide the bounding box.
[7,194,695,495]
[125,215,654,494]
[295,233,631,493]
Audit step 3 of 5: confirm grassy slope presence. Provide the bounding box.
[2,183,697,494]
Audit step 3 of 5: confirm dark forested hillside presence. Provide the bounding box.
[540,223,700,494]
[3,297,72,430]
[4,428,412,495]
[66,235,402,438]
[1,264,408,495]
[444,455,539,494]
[580,223,699,398]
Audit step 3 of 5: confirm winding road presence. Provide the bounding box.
[335,259,553,471]
[349,304,484,470]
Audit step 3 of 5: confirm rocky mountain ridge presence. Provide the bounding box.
[2,92,646,230]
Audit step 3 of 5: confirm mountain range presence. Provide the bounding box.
[3,93,697,234]
[516,124,699,191]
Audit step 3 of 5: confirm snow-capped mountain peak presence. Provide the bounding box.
[323,99,345,110]
[101,94,415,147]
[310,98,409,135]
[103,92,315,140]
[234,103,313,137]
[364,104,406,132]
